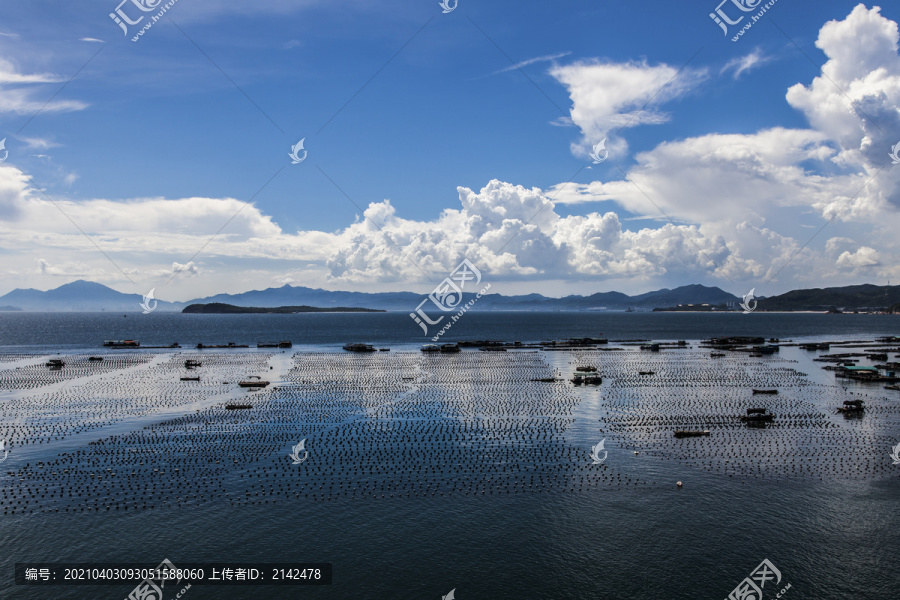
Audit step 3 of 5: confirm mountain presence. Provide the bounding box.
[0,279,743,312]
[182,303,386,314]
[0,280,181,312]
[756,284,900,311]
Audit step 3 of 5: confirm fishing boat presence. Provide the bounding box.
[46,359,65,368]
[575,366,598,372]
[673,430,710,438]
[196,342,249,349]
[640,343,660,351]
[571,374,602,385]
[225,403,253,410]
[836,399,865,413]
[342,343,376,352]
[638,371,655,375]
[184,359,202,368]
[88,356,104,361]
[421,344,441,353]
[180,376,200,381]
[103,340,140,347]
[741,407,775,423]
[257,341,293,348]
[752,389,778,394]
[440,344,461,353]
[238,376,270,388]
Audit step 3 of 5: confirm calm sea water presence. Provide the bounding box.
[0,311,898,350]
[1,313,899,599]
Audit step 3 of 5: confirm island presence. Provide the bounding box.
[182,303,386,314]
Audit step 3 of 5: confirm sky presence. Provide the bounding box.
[1,0,900,302]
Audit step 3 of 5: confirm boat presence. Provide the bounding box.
[571,374,602,385]
[440,344,461,353]
[257,341,293,348]
[88,356,104,361]
[836,399,865,413]
[638,371,655,375]
[46,359,65,368]
[180,376,200,381]
[184,359,202,368]
[673,430,710,438]
[710,352,726,358]
[238,376,270,388]
[342,343,376,352]
[531,377,559,383]
[225,403,253,410]
[752,389,778,394]
[421,344,441,353]
[740,407,775,423]
[196,342,249,349]
[103,340,140,347]
[575,366,598,372]
[640,343,661,351]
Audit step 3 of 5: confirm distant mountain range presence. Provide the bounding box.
[0,280,741,312]
[1,280,898,313]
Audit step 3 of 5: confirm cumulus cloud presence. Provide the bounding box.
[549,59,706,159]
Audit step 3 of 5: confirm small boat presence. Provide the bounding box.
[184,359,202,368]
[571,375,602,385]
[674,430,710,438]
[257,341,293,348]
[46,359,65,368]
[836,399,864,413]
[440,344,461,353]
[640,343,661,351]
[421,344,441,353]
[752,389,778,394]
[104,340,140,347]
[88,356,104,361]
[238,376,270,388]
[638,371,655,375]
[196,342,249,349]
[379,348,390,352]
[531,377,559,383]
[343,343,376,352]
[710,352,726,358]
[225,403,253,410]
[575,366,598,372]
[180,376,200,381]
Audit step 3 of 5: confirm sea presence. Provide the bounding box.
[0,312,898,600]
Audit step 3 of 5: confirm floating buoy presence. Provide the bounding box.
[676,481,683,488]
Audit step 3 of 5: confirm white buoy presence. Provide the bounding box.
[676,481,683,488]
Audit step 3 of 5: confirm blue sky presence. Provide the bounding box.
[1,0,900,301]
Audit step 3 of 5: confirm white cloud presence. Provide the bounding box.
[0,58,88,115]
[549,59,706,159]
[493,52,571,75]
[720,48,773,79]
